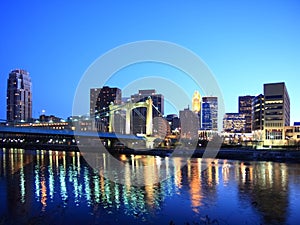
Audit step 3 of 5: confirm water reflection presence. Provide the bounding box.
[238,162,290,224]
[0,148,300,224]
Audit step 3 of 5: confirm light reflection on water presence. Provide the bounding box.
[0,148,300,225]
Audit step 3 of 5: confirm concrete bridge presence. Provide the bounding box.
[0,97,160,150]
[109,97,153,136]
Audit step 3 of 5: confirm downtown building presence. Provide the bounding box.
[6,69,32,122]
[165,114,180,132]
[179,107,199,139]
[90,86,122,132]
[222,96,254,134]
[192,90,201,130]
[239,95,255,133]
[201,96,218,131]
[263,82,290,146]
[223,113,246,133]
[130,89,164,135]
[252,94,265,141]
[252,94,265,131]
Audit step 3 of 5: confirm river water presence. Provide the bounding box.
[0,148,300,225]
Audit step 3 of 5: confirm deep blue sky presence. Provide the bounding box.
[1,0,299,123]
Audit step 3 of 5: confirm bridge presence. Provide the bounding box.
[108,97,153,135]
[93,96,165,148]
[0,97,163,150]
[0,125,145,150]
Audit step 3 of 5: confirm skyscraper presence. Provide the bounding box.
[239,95,255,133]
[131,89,164,135]
[263,82,290,146]
[179,107,199,139]
[252,94,264,131]
[201,102,212,130]
[202,97,218,131]
[192,91,201,113]
[90,86,122,131]
[192,90,201,129]
[6,69,32,122]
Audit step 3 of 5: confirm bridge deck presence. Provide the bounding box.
[0,126,144,140]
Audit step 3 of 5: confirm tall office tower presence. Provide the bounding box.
[263,82,290,145]
[192,91,201,113]
[179,107,199,139]
[202,102,212,130]
[239,95,255,133]
[192,90,201,129]
[90,86,122,132]
[7,69,32,122]
[223,113,246,133]
[131,89,164,135]
[202,97,218,131]
[252,94,264,131]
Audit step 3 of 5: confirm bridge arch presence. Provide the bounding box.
[109,97,153,135]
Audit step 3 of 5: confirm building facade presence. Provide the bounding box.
[239,95,254,133]
[90,86,122,132]
[7,69,32,122]
[179,107,199,139]
[201,102,212,130]
[192,91,201,113]
[131,90,164,135]
[192,90,201,130]
[202,97,218,131]
[223,113,246,133]
[263,82,290,146]
[252,94,264,131]
[165,114,180,132]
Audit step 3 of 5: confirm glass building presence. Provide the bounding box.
[239,95,255,133]
[6,69,32,122]
[252,94,264,131]
[201,102,212,130]
[202,97,218,131]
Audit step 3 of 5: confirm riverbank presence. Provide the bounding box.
[1,142,300,163]
[116,148,300,163]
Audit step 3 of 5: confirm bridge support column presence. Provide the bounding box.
[125,108,131,134]
[146,98,153,136]
[109,98,153,136]
[109,111,114,132]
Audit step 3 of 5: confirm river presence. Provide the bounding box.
[0,148,300,225]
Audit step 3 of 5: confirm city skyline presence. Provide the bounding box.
[1,1,299,123]
[1,69,298,124]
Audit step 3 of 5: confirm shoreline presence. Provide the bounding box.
[1,143,300,163]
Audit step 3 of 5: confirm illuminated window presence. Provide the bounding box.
[265,129,283,140]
